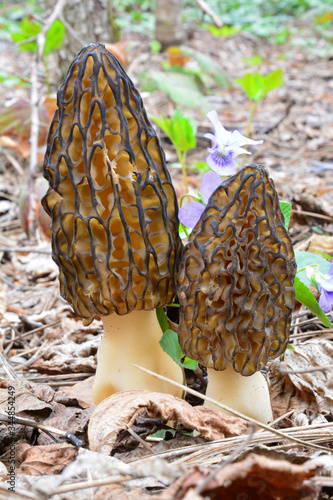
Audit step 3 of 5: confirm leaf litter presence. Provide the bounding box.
[0,11,333,500]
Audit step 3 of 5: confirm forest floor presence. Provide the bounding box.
[0,16,333,500]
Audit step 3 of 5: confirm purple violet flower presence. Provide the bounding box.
[179,171,222,228]
[315,260,333,312]
[204,110,263,175]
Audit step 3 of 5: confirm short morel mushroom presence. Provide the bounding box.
[42,43,183,403]
[178,165,296,423]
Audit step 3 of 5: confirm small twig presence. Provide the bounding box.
[1,150,24,175]
[193,0,223,27]
[0,352,19,379]
[0,413,84,447]
[58,14,86,46]
[47,475,133,496]
[267,409,295,427]
[25,372,92,382]
[293,316,301,345]
[28,0,67,237]
[0,246,52,254]
[127,427,154,454]
[133,364,330,452]
[279,363,333,375]
[291,209,333,222]
[13,338,60,371]
[19,320,61,339]
[0,485,38,500]
[195,424,256,495]
[260,100,294,134]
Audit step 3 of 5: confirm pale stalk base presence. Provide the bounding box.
[205,365,273,424]
[92,309,183,404]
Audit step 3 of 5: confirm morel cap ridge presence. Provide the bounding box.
[42,43,182,323]
[178,164,296,376]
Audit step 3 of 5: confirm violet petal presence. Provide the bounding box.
[319,288,333,312]
[200,171,224,203]
[179,201,205,229]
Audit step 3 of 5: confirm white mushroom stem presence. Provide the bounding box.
[92,309,183,404]
[204,365,273,424]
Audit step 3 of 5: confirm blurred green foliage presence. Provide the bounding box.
[236,70,284,102]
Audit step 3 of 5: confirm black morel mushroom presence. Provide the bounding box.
[178,165,296,422]
[42,43,183,403]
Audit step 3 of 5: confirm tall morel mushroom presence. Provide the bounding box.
[178,165,296,423]
[42,43,183,403]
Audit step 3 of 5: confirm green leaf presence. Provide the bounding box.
[151,113,171,138]
[202,23,239,38]
[169,109,197,153]
[151,71,211,111]
[44,20,65,55]
[236,69,284,102]
[235,72,266,101]
[152,109,197,155]
[156,307,169,333]
[294,276,333,328]
[159,329,198,370]
[295,250,331,287]
[279,200,291,229]
[150,40,161,53]
[312,249,332,260]
[264,69,284,93]
[137,71,159,92]
[189,161,210,173]
[242,55,263,66]
[11,18,42,52]
[181,48,233,89]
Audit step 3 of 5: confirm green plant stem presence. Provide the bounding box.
[296,264,318,274]
[179,193,201,207]
[177,149,189,193]
[180,222,190,239]
[246,101,258,137]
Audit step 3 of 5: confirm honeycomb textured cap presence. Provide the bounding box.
[177,165,296,376]
[42,43,182,322]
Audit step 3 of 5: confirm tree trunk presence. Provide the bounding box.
[48,0,117,82]
[155,0,184,50]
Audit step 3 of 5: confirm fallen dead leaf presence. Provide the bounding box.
[31,338,98,374]
[88,390,248,454]
[0,379,52,417]
[59,375,95,408]
[37,405,95,446]
[295,233,333,256]
[0,461,8,480]
[270,339,333,420]
[0,282,7,323]
[18,443,78,476]
[158,453,319,500]
[104,41,131,66]
[94,484,153,500]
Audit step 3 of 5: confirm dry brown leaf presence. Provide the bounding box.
[14,252,58,278]
[18,443,78,476]
[295,233,333,256]
[270,339,333,419]
[37,405,95,446]
[0,282,7,323]
[159,453,319,500]
[95,485,153,500]
[0,379,52,417]
[88,390,248,454]
[59,375,95,408]
[0,461,8,480]
[31,338,98,374]
[104,41,131,66]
